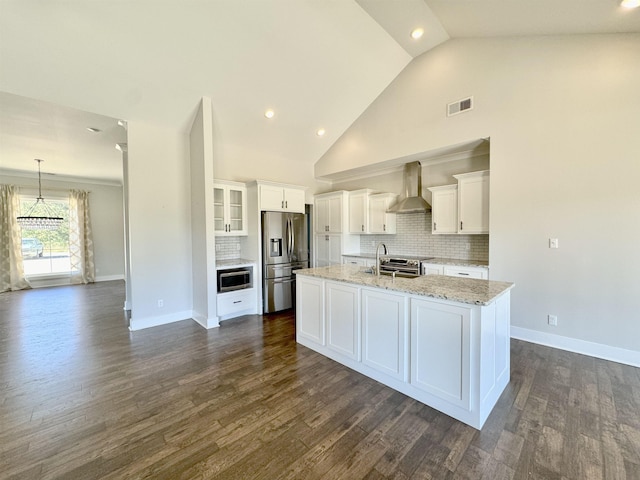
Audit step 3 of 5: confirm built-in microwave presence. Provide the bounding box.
[217,266,253,293]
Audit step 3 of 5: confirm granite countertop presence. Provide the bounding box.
[342,254,489,268]
[296,264,513,306]
[215,258,256,269]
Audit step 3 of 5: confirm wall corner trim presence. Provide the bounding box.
[511,326,640,368]
[193,312,220,329]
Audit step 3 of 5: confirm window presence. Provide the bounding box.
[19,195,71,276]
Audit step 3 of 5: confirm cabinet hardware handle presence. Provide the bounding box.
[285,200,288,208]
[383,224,386,231]
[325,235,329,240]
[460,221,463,231]
[459,272,469,276]
[326,225,328,232]
[433,222,436,231]
[233,300,242,304]
[361,225,364,232]
[281,200,284,208]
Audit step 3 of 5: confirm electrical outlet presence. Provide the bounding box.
[157,299,164,308]
[549,238,559,249]
[548,314,557,326]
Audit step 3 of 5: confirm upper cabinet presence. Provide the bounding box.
[429,170,489,235]
[348,189,373,234]
[257,182,305,213]
[213,180,247,236]
[368,193,398,234]
[314,191,348,233]
[454,170,489,234]
[427,184,458,235]
[348,189,397,235]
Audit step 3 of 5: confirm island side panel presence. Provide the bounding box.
[296,275,325,346]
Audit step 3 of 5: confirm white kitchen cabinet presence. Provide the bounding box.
[348,189,373,234]
[296,275,325,346]
[454,170,489,234]
[326,281,360,362]
[427,184,458,235]
[315,234,344,267]
[368,193,398,234]
[362,288,408,382]
[314,191,348,233]
[410,298,471,410]
[342,255,375,268]
[421,263,445,275]
[217,288,256,320]
[258,182,305,213]
[213,181,247,236]
[443,265,489,280]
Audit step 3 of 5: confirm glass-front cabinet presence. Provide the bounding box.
[213,181,247,236]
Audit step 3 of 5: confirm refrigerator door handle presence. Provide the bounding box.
[290,218,295,256]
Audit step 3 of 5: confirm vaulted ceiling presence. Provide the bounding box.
[1,0,638,183]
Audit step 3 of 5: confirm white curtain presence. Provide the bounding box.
[0,185,31,292]
[69,189,95,284]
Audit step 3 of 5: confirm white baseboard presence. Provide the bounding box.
[129,310,193,331]
[96,274,125,282]
[511,326,640,368]
[192,310,220,329]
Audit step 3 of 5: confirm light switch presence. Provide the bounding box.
[549,238,559,249]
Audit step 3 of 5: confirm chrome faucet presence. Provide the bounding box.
[375,242,387,276]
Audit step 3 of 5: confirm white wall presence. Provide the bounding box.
[0,172,125,281]
[127,122,193,330]
[316,34,640,361]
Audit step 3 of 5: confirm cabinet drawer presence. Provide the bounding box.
[217,289,256,316]
[443,266,488,280]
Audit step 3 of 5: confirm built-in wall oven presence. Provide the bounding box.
[217,266,253,293]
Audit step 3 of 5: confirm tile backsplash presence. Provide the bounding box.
[214,236,243,260]
[359,212,489,261]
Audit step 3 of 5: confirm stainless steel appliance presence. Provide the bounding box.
[217,266,253,293]
[262,211,308,313]
[379,255,434,278]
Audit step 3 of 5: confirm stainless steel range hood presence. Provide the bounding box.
[387,161,431,213]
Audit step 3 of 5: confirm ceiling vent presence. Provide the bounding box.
[447,96,473,117]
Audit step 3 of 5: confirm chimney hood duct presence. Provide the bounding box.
[387,161,431,213]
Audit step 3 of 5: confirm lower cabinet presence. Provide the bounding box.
[443,266,489,279]
[296,276,325,345]
[326,281,360,361]
[295,273,511,430]
[362,288,407,382]
[410,298,470,409]
[217,288,256,320]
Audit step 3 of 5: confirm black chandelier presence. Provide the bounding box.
[16,159,64,230]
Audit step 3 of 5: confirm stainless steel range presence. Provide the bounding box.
[379,255,434,278]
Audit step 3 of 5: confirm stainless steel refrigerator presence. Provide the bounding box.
[262,211,308,313]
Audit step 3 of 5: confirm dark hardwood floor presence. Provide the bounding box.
[1,281,639,479]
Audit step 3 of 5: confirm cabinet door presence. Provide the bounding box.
[410,298,471,409]
[326,281,360,361]
[296,276,325,345]
[328,235,343,265]
[260,184,285,211]
[369,194,397,234]
[283,188,305,213]
[315,197,329,233]
[327,195,343,233]
[430,186,458,234]
[314,234,329,267]
[422,263,444,275]
[362,289,407,381]
[227,185,247,234]
[457,173,489,234]
[349,191,368,233]
[213,186,226,234]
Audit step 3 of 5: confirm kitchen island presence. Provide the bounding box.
[295,264,514,429]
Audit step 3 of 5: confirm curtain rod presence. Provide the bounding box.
[17,185,91,194]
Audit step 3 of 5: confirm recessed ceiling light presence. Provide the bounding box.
[410,28,424,40]
[621,0,640,8]
[316,128,326,137]
[86,127,101,133]
[264,109,275,119]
